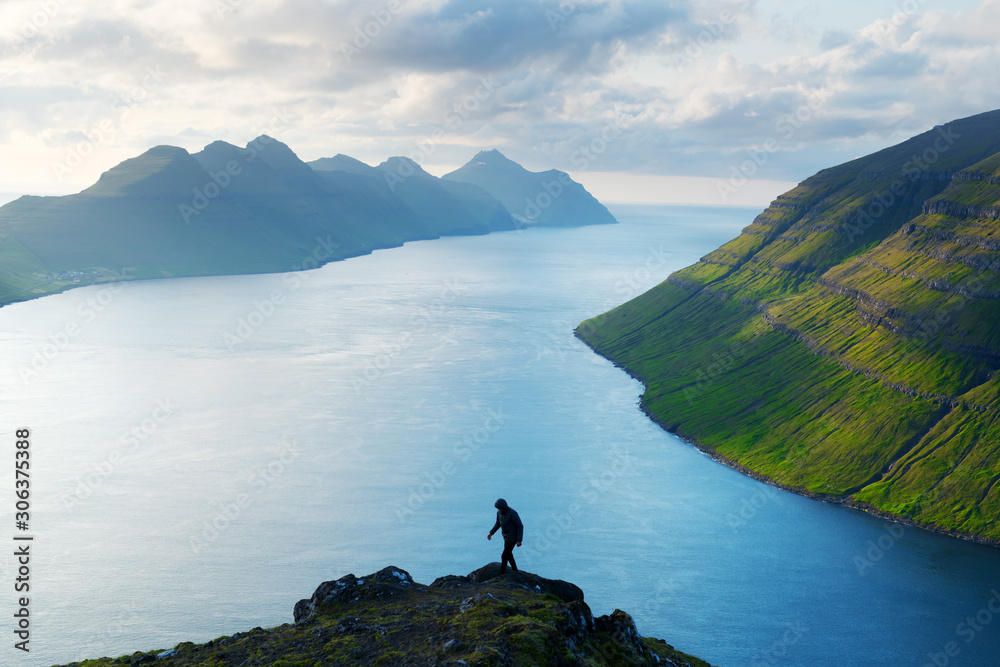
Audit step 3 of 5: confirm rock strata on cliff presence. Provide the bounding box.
[579,108,1000,545]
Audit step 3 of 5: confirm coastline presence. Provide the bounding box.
[13,257,994,552]
[573,327,1000,551]
[0,230,494,312]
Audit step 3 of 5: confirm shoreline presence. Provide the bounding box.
[0,230,490,312]
[574,327,1000,551]
[12,231,998,551]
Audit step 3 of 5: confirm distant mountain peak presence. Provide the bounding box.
[443,150,616,228]
[81,144,199,197]
[470,148,519,167]
[380,156,420,169]
[143,145,191,159]
[246,135,299,159]
[377,156,434,180]
[203,139,238,149]
[334,152,369,165]
[197,140,243,161]
[308,154,376,176]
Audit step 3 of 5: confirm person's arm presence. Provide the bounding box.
[515,512,524,545]
[487,513,501,540]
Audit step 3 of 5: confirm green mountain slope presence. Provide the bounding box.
[443,149,618,227]
[578,108,1000,544]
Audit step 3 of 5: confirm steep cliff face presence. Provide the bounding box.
[54,565,713,667]
[578,109,1000,544]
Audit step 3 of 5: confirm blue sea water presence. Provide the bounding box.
[1,204,999,666]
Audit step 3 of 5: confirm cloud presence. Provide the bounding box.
[820,29,851,50]
[602,0,1000,181]
[854,51,928,78]
[373,0,684,73]
[1,0,1000,200]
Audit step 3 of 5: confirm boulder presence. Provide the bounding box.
[595,609,646,654]
[463,563,584,602]
[294,566,414,623]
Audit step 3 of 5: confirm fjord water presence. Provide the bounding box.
[2,205,1000,667]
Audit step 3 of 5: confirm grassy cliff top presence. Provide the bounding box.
[577,107,1000,545]
[56,564,712,667]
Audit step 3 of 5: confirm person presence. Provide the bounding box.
[487,497,523,574]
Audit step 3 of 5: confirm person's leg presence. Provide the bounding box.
[501,540,517,573]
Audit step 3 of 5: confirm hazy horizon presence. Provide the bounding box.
[3,0,998,205]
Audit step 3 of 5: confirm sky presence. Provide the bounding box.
[0,0,996,206]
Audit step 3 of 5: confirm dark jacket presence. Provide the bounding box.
[490,502,524,543]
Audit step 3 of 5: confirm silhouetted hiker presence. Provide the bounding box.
[487,497,523,574]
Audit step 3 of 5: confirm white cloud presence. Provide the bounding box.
[0,0,999,202]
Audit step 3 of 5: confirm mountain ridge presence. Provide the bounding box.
[0,140,612,308]
[578,107,1000,545]
[444,149,618,228]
